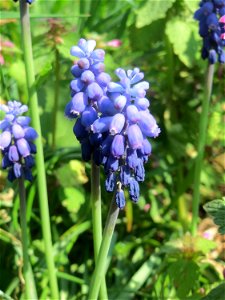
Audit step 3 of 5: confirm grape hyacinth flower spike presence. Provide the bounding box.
[92,67,160,208]
[65,38,111,162]
[194,0,225,64]
[65,38,111,298]
[0,100,38,182]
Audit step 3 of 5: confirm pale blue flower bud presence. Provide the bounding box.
[17,138,31,157]
[71,92,88,114]
[109,113,125,135]
[8,145,19,162]
[0,131,11,150]
[87,82,103,100]
[127,124,143,149]
[126,105,140,123]
[113,95,127,111]
[111,134,125,158]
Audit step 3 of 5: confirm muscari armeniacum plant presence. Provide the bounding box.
[0,100,38,299]
[65,38,111,299]
[65,38,160,299]
[191,1,225,235]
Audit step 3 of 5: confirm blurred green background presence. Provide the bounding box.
[0,0,224,299]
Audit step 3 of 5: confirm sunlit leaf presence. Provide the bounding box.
[8,61,26,89]
[136,0,175,28]
[62,187,85,214]
[166,18,199,67]
[69,160,88,184]
[183,0,199,13]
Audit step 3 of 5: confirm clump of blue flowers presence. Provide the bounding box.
[65,39,160,209]
[0,101,38,182]
[194,0,225,64]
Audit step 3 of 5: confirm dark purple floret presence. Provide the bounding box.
[8,168,16,182]
[120,165,131,186]
[116,189,126,209]
[93,148,103,166]
[105,172,117,192]
[28,142,37,154]
[81,139,92,162]
[135,159,145,182]
[24,155,35,168]
[89,133,103,147]
[101,135,114,156]
[105,155,119,173]
[23,167,33,181]
[126,148,139,169]
[129,178,140,203]
[73,118,89,141]
[2,155,12,169]
[0,101,38,182]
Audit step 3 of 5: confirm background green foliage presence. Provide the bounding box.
[0,0,224,299]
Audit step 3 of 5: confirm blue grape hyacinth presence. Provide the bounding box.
[92,67,160,208]
[65,38,111,161]
[194,0,225,64]
[0,101,38,182]
[65,39,160,209]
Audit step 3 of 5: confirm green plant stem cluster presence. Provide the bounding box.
[19,0,59,298]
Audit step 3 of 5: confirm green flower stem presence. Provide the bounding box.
[88,194,119,300]
[18,177,37,299]
[191,63,215,236]
[52,49,60,149]
[91,159,108,300]
[19,1,59,299]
